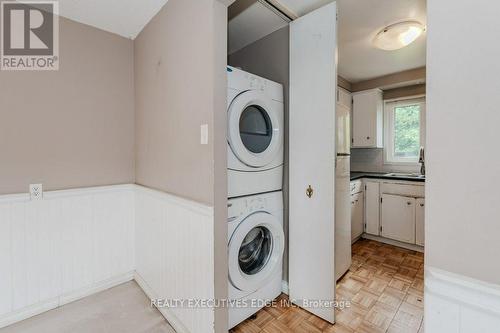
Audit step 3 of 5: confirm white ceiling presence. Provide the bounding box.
[228,2,288,54]
[275,0,333,17]
[229,0,427,82]
[56,0,168,39]
[336,0,426,82]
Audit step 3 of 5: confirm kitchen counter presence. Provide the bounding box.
[350,171,425,182]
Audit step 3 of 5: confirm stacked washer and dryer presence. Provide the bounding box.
[226,66,285,328]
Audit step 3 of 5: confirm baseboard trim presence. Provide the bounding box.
[134,272,190,333]
[281,280,289,295]
[362,234,424,252]
[0,271,134,329]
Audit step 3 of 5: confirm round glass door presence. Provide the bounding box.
[239,106,273,154]
[238,226,273,275]
[228,212,284,292]
[227,90,282,168]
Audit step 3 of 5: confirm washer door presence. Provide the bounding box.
[228,212,284,292]
[228,90,282,168]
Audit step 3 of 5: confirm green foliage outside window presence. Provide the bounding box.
[394,104,420,158]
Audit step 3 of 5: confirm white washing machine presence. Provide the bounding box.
[227,191,284,329]
[227,66,284,198]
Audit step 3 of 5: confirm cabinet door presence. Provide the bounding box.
[381,194,415,243]
[416,198,425,246]
[365,182,380,235]
[352,89,383,148]
[351,193,364,241]
[337,87,352,109]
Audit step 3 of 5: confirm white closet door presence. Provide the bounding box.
[289,2,337,324]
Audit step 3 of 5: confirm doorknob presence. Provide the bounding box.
[306,185,314,198]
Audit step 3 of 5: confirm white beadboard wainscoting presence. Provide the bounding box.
[134,186,215,333]
[0,184,216,332]
[425,267,500,332]
[0,185,136,328]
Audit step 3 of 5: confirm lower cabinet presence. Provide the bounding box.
[350,178,425,247]
[381,194,416,244]
[415,198,425,246]
[351,192,364,241]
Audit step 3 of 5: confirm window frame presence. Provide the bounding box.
[384,96,426,165]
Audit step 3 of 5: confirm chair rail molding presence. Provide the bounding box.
[425,266,500,332]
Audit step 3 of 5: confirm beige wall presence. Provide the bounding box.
[0,17,135,195]
[383,84,425,100]
[2,2,230,330]
[426,0,500,284]
[211,2,230,332]
[228,26,290,281]
[351,67,426,92]
[134,1,229,331]
[135,0,226,206]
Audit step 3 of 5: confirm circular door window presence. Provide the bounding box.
[239,105,273,154]
[239,226,273,275]
[228,90,282,168]
[228,212,284,292]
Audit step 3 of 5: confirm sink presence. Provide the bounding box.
[385,173,425,179]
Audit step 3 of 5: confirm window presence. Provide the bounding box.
[384,98,426,164]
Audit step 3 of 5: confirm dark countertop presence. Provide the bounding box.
[350,171,425,183]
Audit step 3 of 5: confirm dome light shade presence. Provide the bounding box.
[373,21,425,51]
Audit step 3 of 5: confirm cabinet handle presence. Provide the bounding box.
[366,136,370,140]
[420,203,424,207]
[355,199,359,202]
[407,202,412,205]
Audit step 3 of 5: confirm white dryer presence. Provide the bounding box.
[227,191,284,329]
[227,66,284,198]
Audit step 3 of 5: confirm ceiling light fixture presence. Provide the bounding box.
[373,21,425,51]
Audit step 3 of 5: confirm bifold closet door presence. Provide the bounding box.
[289,1,337,324]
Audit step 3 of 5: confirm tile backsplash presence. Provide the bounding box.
[350,148,421,173]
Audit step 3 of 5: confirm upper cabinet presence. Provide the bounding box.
[337,87,352,154]
[337,87,352,110]
[352,89,383,148]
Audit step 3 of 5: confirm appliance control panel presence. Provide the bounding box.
[247,74,267,91]
[228,196,268,220]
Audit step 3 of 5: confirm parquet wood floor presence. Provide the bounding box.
[231,239,424,333]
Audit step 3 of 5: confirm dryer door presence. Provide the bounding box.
[228,90,283,168]
[228,212,284,292]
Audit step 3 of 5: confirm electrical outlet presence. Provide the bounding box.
[29,184,43,200]
[200,124,208,145]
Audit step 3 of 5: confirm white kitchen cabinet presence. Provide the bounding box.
[381,194,416,244]
[351,192,364,241]
[352,89,383,148]
[337,87,352,109]
[416,198,425,246]
[364,181,380,235]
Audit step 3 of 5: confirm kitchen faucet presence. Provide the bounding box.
[419,147,425,176]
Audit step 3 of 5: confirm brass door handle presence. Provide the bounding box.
[306,185,314,198]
